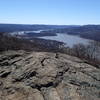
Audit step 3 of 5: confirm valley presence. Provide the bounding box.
[0,24,100,100]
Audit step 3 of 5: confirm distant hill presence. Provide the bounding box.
[47,25,100,41]
[67,25,100,41]
[0,24,78,32]
[1,24,100,41]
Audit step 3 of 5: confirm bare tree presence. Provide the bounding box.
[86,41,100,60]
[72,43,86,58]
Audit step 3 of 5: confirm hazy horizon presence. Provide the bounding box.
[0,23,100,26]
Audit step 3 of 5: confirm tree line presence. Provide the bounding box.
[62,41,100,68]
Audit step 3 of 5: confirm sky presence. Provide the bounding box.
[0,0,100,25]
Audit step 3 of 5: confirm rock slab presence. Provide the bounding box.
[0,50,100,100]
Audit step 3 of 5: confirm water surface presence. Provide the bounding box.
[39,33,90,47]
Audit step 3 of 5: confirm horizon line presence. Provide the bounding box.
[0,23,100,26]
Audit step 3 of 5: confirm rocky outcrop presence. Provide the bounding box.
[0,50,100,100]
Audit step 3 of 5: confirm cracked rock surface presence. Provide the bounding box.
[0,50,100,100]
